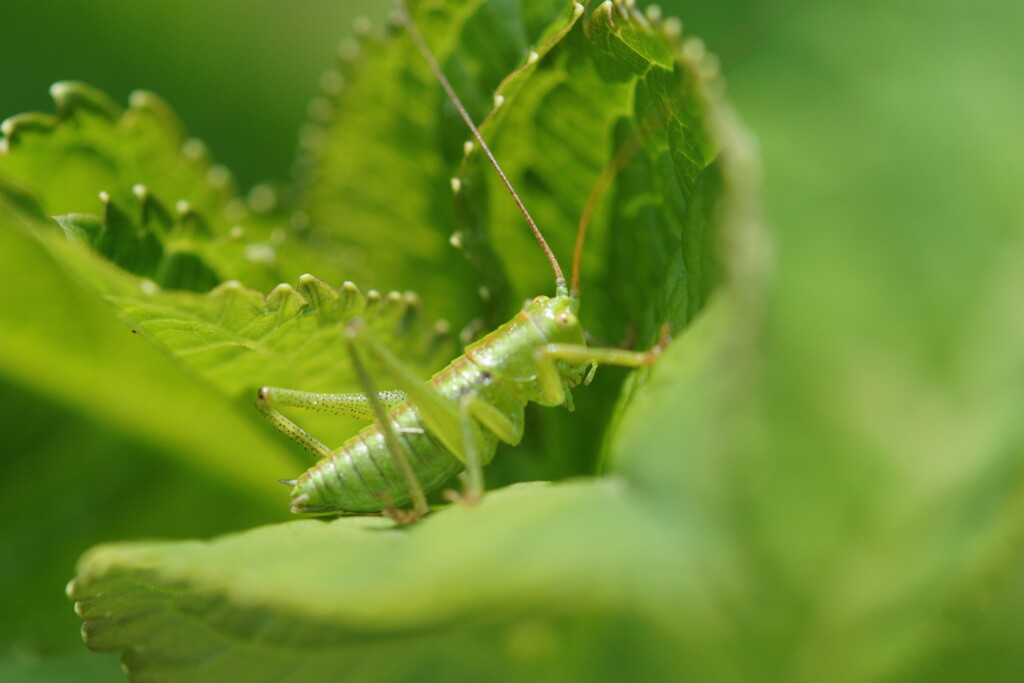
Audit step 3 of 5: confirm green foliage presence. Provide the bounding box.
[2,0,1023,681]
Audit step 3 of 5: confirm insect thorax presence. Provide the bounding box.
[462,294,587,390]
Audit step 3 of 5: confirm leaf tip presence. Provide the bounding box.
[243,242,277,264]
[297,121,327,153]
[1,112,58,150]
[206,163,234,191]
[126,89,186,141]
[181,137,211,164]
[661,16,682,41]
[49,80,121,122]
[682,37,707,63]
[307,95,335,123]
[131,183,149,200]
[352,15,375,38]
[318,69,345,96]
[336,37,360,63]
[296,272,324,287]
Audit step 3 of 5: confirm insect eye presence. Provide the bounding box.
[557,312,572,325]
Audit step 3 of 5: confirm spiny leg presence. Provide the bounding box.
[344,327,430,521]
[255,387,334,461]
[257,386,407,421]
[256,385,409,463]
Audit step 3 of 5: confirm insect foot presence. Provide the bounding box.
[442,487,482,508]
[382,505,424,526]
[647,323,674,363]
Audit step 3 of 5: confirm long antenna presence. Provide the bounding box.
[400,7,568,296]
[570,134,640,298]
[571,105,667,298]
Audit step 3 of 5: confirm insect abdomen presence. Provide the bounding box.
[290,334,534,514]
[290,400,464,513]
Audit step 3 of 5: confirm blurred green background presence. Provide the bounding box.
[2,0,1023,680]
[1,0,388,188]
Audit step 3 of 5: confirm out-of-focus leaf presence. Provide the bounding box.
[70,481,736,682]
[0,83,332,293]
[0,82,230,217]
[0,378,282,655]
[0,196,295,508]
[0,195,293,653]
[639,2,1024,681]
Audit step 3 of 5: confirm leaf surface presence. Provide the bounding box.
[70,482,732,682]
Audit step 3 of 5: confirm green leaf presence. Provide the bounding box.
[70,482,733,682]
[358,0,733,484]
[0,179,455,654]
[0,83,335,294]
[47,235,455,400]
[295,0,544,325]
[0,197,297,505]
[0,83,229,222]
[0,379,282,657]
[30,221,457,455]
[451,2,721,343]
[0,85,231,289]
[0,194,295,654]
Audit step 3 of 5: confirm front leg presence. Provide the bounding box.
[533,324,671,404]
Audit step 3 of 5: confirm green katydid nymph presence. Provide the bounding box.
[256,3,670,523]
